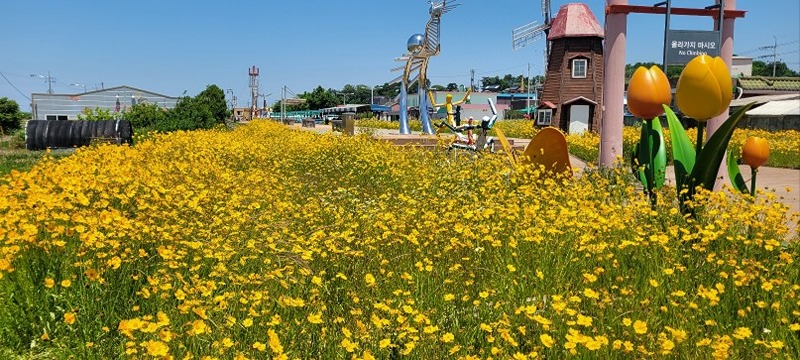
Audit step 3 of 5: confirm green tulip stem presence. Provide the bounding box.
[695,121,705,157]
[750,167,758,198]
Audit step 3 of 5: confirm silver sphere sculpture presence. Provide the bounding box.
[407,34,425,53]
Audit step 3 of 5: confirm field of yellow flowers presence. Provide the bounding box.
[356,119,800,169]
[0,120,798,359]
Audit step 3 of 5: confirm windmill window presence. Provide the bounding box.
[536,109,552,126]
[572,59,588,78]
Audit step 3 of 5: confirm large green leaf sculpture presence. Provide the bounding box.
[634,118,667,200]
[662,103,755,213]
[727,149,749,194]
[663,106,695,194]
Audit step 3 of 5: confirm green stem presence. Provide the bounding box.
[750,168,758,198]
[695,121,705,157]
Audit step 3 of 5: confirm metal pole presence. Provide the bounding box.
[526,63,531,118]
[772,36,777,76]
[661,0,672,72]
[718,0,724,53]
[399,83,410,134]
[47,71,53,94]
[281,86,286,121]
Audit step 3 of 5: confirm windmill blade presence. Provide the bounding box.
[512,22,550,50]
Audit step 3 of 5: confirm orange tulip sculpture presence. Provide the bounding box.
[661,54,757,214]
[728,136,770,197]
[628,66,671,206]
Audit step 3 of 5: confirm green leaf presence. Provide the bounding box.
[663,105,695,193]
[691,103,755,191]
[636,123,652,189]
[631,142,646,187]
[650,117,667,188]
[727,149,749,194]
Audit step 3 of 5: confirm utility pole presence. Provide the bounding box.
[30,71,55,94]
[226,89,235,120]
[470,68,475,91]
[526,63,531,118]
[281,86,286,121]
[249,66,259,120]
[772,36,778,77]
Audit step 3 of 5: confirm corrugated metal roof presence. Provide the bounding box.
[731,93,800,107]
[737,77,800,91]
[746,99,800,116]
[547,3,604,41]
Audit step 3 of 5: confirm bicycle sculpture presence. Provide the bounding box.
[390,0,460,135]
[436,98,499,152]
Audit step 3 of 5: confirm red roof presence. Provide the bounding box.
[547,3,604,41]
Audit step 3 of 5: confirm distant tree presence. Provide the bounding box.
[625,62,683,81]
[0,97,25,132]
[430,84,446,91]
[166,96,215,131]
[78,107,116,121]
[196,85,229,124]
[377,82,400,99]
[124,103,168,129]
[302,86,339,110]
[353,85,373,104]
[446,83,459,91]
[752,60,799,77]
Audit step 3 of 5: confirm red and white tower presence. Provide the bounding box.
[248,66,259,120]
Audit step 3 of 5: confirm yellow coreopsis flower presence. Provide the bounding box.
[675,54,732,120]
[145,340,169,357]
[633,320,648,334]
[540,334,554,348]
[64,312,76,325]
[441,332,455,343]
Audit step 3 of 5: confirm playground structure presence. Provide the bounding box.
[391,0,459,135]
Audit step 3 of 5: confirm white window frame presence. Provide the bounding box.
[572,58,588,78]
[46,114,68,121]
[536,109,552,126]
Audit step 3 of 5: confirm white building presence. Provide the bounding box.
[31,85,179,120]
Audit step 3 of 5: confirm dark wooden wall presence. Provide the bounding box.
[540,37,604,132]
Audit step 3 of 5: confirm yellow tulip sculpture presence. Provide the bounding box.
[628,66,671,206]
[662,54,756,214]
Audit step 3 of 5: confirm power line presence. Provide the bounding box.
[738,40,799,55]
[0,70,32,101]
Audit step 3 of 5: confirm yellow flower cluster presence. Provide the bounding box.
[565,125,799,168]
[0,121,797,358]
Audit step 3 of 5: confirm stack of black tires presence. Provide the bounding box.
[25,120,133,151]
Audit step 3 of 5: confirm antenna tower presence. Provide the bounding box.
[249,66,260,120]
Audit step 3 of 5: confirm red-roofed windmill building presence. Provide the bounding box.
[539,3,605,134]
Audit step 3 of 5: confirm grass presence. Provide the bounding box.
[0,149,73,177]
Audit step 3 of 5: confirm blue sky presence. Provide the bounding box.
[1,0,798,109]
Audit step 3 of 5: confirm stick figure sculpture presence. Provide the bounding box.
[390,0,460,134]
[428,89,471,127]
